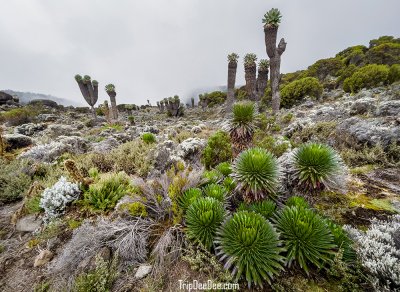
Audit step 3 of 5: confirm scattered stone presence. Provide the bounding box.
[350,98,376,116]
[16,214,42,232]
[3,133,33,150]
[375,100,400,117]
[191,126,202,134]
[92,137,120,153]
[34,250,54,267]
[37,114,58,122]
[176,138,206,160]
[14,123,47,136]
[134,264,152,280]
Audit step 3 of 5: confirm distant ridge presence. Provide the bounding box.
[2,90,83,107]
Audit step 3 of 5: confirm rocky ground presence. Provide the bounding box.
[0,84,399,291]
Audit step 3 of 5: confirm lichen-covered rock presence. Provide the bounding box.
[350,97,377,116]
[92,137,120,153]
[176,137,206,160]
[19,136,89,162]
[375,100,400,117]
[45,124,81,138]
[15,214,42,232]
[14,123,47,136]
[191,126,202,134]
[3,133,33,150]
[336,117,400,147]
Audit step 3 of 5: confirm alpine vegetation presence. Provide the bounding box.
[40,176,80,221]
[263,8,286,113]
[290,143,347,194]
[215,211,285,287]
[228,101,257,156]
[274,206,336,273]
[232,147,280,202]
[185,197,225,249]
[344,215,400,290]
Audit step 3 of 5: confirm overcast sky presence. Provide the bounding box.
[1,0,399,106]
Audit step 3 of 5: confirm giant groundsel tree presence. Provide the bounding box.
[244,53,258,101]
[226,53,239,112]
[257,59,270,101]
[263,8,286,113]
[105,84,118,120]
[74,74,99,118]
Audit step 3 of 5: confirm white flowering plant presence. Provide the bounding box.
[40,176,80,221]
[344,215,400,290]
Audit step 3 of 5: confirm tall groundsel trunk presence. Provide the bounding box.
[256,61,269,102]
[244,63,257,101]
[264,26,286,113]
[226,61,237,112]
[105,84,118,120]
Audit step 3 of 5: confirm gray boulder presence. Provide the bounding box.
[375,100,400,117]
[19,136,89,162]
[4,133,33,150]
[92,137,120,153]
[16,214,42,232]
[350,97,377,116]
[176,137,206,161]
[14,123,47,136]
[336,117,400,147]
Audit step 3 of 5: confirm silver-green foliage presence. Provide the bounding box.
[232,147,280,202]
[215,211,284,287]
[186,197,225,249]
[274,206,336,274]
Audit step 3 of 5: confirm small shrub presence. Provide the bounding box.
[25,194,43,214]
[280,77,323,108]
[254,134,289,157]
[291,143,347,193]
[40,176,80,220]
[344,215,400,290]
[215,162,232,177]
[343,64,389,93]
[222,176,236,193]
[281,112,294,124]
[202,169,223,184]
[182,243,233,283]
[286,196,309,209]
[336,45,368,66]
[326,220,356,263]
[215,211,284,286]
[0,107,36,126]
[82,172,132,212]
[111,140,155,176]
[274,206,336,274]
[186,197,225,249]
[202,183,227,202]
[238,199,276,220]
[121,202,148,217]
[202,131,232,169]
[141,132,156,144]
[307,57,344,81]
[232,147,280,202]
[201,91,227,107]
[365,42,400,65]
[73,254,118,292]
[388,64,400,84]
[336,64,358,86]
[0,158,31,204]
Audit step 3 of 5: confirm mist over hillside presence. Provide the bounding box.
[2,90,83,107]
